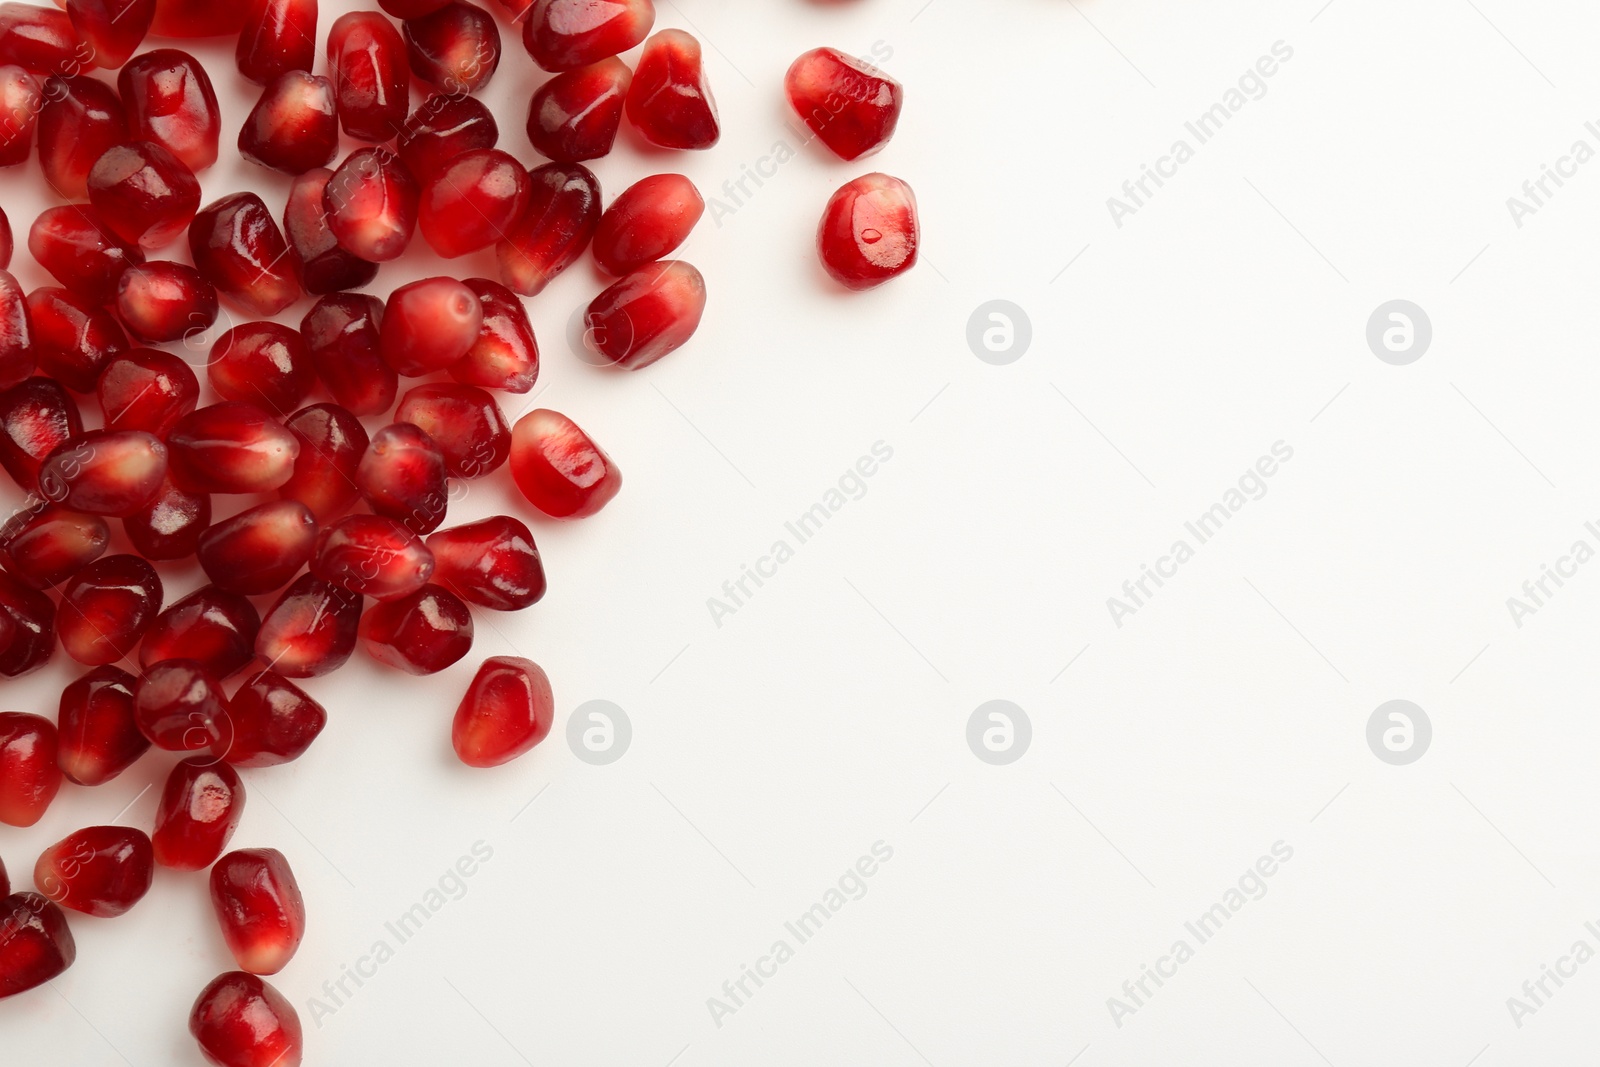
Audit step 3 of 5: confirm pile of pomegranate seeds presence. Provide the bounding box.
[0,2,920,1061]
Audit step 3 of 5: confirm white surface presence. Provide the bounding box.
[6,0,1600,1063]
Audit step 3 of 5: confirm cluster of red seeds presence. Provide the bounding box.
[0,0,916,1061]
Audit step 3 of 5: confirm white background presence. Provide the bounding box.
[5,0,1600,1063]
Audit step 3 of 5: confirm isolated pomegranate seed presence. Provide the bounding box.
[28,286,130,391]
[237,0,315,85]
[224,670,324,765]
[56,664,147,785]
[196,500,316,596]
[380,275,481,375]
[396,91,497,183]
[522,0,651,71]
[37,76,127,199]
[786,47,903,162]
[357,421,449,533]
[141,586,259,678]
[86,140,201,251]
[593,173,703,275]
[427,514,546,610]
[453,655,554,767]
[135,659,230,755]
[209,849,305,975]
[0,269,29,389]
[57,553,162,664]
[311,514,434,600]
[396,383,509,478]
[626,28,718,150]
[327,10,409,142]
[0,501,108,587]
[0,378,80,493]
[454,278,539,392]
[0,569,56,676]
[66,0,152,70]
[279,403,368,522]
[360,583,472,674]
[283,169,378,296]
[0,4,81,74]
[0,893,75,999]
[167,402,300,495]
[153,757,244,871]
[120,49,220,172]
[418,148,528,258]
[0,63,38,165]
[254,573,361,676]
[208,322,314,415]
[35,826,153,916]
[509,408,621,518]
[189,193,301,317]
[300,293,393,416]
[38,430,167,516]
[190,972,302,1067]
[817,173,919,290]
[526,56,630,162]
[99,350,199,437]
[149,0,247,38]
[405,1,497,94]
[28,205,143,304]
[114,262,218,345]
[238,71,338,175]
[324,146,419,262]
[497,161,599,296]
[583,260,705,369]
[123,476,209,560]
[0,713,59,825]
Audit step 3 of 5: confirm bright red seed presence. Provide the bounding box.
[582,260,705,370]
[0,269,24,389]
[0,5,82,74]
[0,501,108,587]
[418,148,529,259]
[0,63,38,166]
[114,262,218,345]
[209,849,305,975]
[98,349,199,436]
[150,0,246,38]
[283,169,378,296]
[153,757,245,871]
[454,278,539,393]
[123,475,209,560]
[209,322,314,416]
[526,56,630,162]
[522,0,651,72]
[196,500,316,596]
[66,0,153,70]
[254,573,361,676]
[35,826,153,917]
[38,430,168,516]
[300,293,393,416]
[279,403,368,523]
[28,205,143,304]
[509,408,621,518]
[224,670,324,766]
[0,378,80,493]
[56,664,148,785]
[167,402,300,495]
[119,49,220,172]
[626,28,718,150]
[0,712,60,825]
[817,173,919,290]
[324,146,419,262]
[189,193,302,317]
[311,513,434,600]
[359,583,472,674]
[238,71,339,175]
[786,47,903,162]
[396,383,509,478]
[86,140,201,251]
[141,585,259,678]
[404,1,498,94]
[0,893,75,999]
[190,971,302,1067]
[496,161,600,297]
[135,659,230,756]
[37,76,128,200]
[380,275,481,376]
[592,173,703,276]
[357,421,450,533]
[327,10,409,142]
[453,655,554,767]
[0,569,56,676]
[236,0,315,85]
[28,286,130,391]
[396,91,497,184]
[426,514,546,610]
[57,553,162,665]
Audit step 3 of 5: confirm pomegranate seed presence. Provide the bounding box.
[0,501,108,587]
[0,893,75,999]
[86,140,201,251]
[279,403,368,522]
[236,0,315,85]
[0,5,81,74]
[150,0,246,37]
[583,260,704,369]
[0,569,56,676]
[224,670,324,766]
[123,476,209,560]
[208,322,314,415]
[0,269,30,389]
[56,664,147,785]
[405,1,497,94]
[522,0,651,71]
[120,49,219,172]
[34,826,153,916]
[327,10,409,142]
[418,148,528,258]
[626,28,718,150]
[209,849,304,975]
[114,262,218,345]
[311,513,434,600]
[99,349,202,437]
[197,500,316,596]
[357,421,449,533]
[0,378,80,493]
[39,430,167,516]
[66,0,152,70]
[509,408,621,518]
[36,76,128,200]
[27,287,128,392]
[426,514,546,610]
[189,193,301,317]
[190,972,302,1067]
[254,573,360,676]
[28,205,143,304]
[57,553,162,664]
[324,146,418,262]
[141,585,259,678]
[135,659,230,755]
[380,275,481,375]
[283,169,378,296]
[496,161,599,296]
[300,293,393,416]
[359,583,472,674]
[238,71,338,175]
[396,91,497,183]
[817,173,919,290]
[526,56,630,162]
[0,63,38,165]
[454,278,538,393]
[396,383,509,478]
[786,47,903,162]
[453,655,553,767]
[168,402,300,495]
[153,757,244,870]
[592,173,702,276]
[0,712,60,825]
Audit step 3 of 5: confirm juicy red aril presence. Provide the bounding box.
[0,893,75,999]
[786,47,903,162]
[325,146,419,262]
[405,1,498,94]
[255,573,361,676]
[523,0,651,72]
[37,76,128,200]
[0,5,80,74]
[357,421,449,533]
[0,269,23,389]
[135,658,230,755]
[419,148,528,258]
[57,553,162,665]
[189,193,301,317]
[238,71,338,175]
[360,583,472,674]
[115,262,218,345]
[0,63,38,166]
[381,275,481,375]
[583,260,705,369]
[237,0,315,85]
[301,293,393,416]
[627,28,718,150]
[279,403,368,522]
[455,278,539,393]
[397,383,509,478]
[497,161,599,297]
[120,48,219,172]
[197,500,316,596]
[142,585,259,678]
[818,173,919,290]
[0,501,108,587]
[328,11,409,142]
[67,0,152,70]
[57,664,147,785]
[0,378,81,493]
[396,91,497,183]
[209,849,305,975]
[86,140,201,251]
[28,205,144,304]
[0,570,56,676]
[150,0,246,36]
[453,655,554,767]
[427,515,546,610]
[209,321,314,415]
[153,757,244,870]
[28,286,129,391]
[190,972,302,1067]
[284,169,378,296]
[0,713,59,825]
[167,402,300,495]
[224,670,324,765]
[123,476,209,560]
[592,173,703,276]
[526,56,630,162]
[34,826,153,917]
[99,350,199,436]
[39,430,167,516]
[510,408,621,518]
[311,514,433,600]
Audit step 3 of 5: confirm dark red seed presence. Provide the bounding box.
[509,408,621,518]
[0,378,80,493]
[452,655,553,767]
[0,893,76,999]
[150,0,247,36]
[224,670,324,766]
[238,70,338,175]
[300,293,393,416]
[189,193,301,317]
[86,140,201,251]
[35,826,153,917]
[324,147,418,262]
[39,430,167,516]
[120,48,219,172]
[380,276,481,376]
[522,0,651,72]
[209,322,314,416]
[359,583,472,674]
[209,848,305,974]
[327,11,409,142]
[56,664,147,785]
[254,573,360,676]
[396,91,497,184]
[283,169,378,296]
[453,278,538,393]
[196,500,316,596]
[404,1,497,94]
[278,403,367,523]
[0,500,108,587]
[189,972,302,1067]
[114,263,218,345]
[66,0,153,70]
[28,205,144,304]
[396,383,508,478]
[98,350,200,436]
[141,585,259,678]
[526,56,630,162]
[0,712,59,824]
[135,658,230,756]
[426,515,545,610]
[311,514,433,600]
[167,402,300,495]
[58,553,162,665]
[626,28,718,150]
[592,173,703,276]
[123,476,208,560]
[27,287,129,392]
[418,148,528,258]
[153,757,244,871]
[0,269,30,389]
[357,422,449,534]
[0,63,38,165]
[37,76,128,200]
[496,161,599,297]
[237,0,315,85]
[582,260,704,369]
[785,47,903,162]
[0,568,55,675]
[817,173,919,290]
[0,4,83,74]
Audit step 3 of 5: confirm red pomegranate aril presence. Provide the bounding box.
[324,147,418,262]
[453,655,553,767]
[454,278,538,393]
[86,140,201,251]
[818,173,919,290]
[284,169,378,296]
[39,430,167,516]
[124,476,209,560]
[627,28,717,150]
[526,56,630,162]
[509,408,620,518]
[522,0,650,72]
[582,260,704,369]
[0,63,38,166]
[396,91,497,183]
[153,757,244,871]
[150,0,247,37]
[254,573,360,676]
[278,403,367,522]
[168,403,300,495]
[593,173,702,276]
[359,583,471,674]
[57,664,147,785]
[496,161,599,297]
[190,972,302,1067]
[328,11,408,142]
[786,47,902,162]
[67,0,152,70]
[236,0,314,85]
[58,553,162,664]
[418,148,528,258]
[209,322,314,416]
[0,4,81,74]
[0,569,55,676]
[209,849,304,975]
[29,286,129,391]
[0,501,108,587]
[189,193,301,317]
[427,515,545,610]
[224,670,323,765]
[119,49,219,172]
[115,263,217,345]
[397,383,509,478]
[0,378,80,493]
[28,205,142,305]
[357,421,449,533]
[37,76,127,199]
[381,276,480,376]
[98,350,200,436]
[0,893,75,998]
[197,500,315,597]
[0,269,29,389]
[135,658,230,755]
[404,0,497,94]
[238,71,338,175]
[35,826,153,917]
[0,713,59,825]
[300,293,393,416]
[142,586,258,677]
[311,514,433,600]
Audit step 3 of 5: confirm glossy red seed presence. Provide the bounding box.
[396,91,497,183]
[254,573,359,676]
[453,655,553,767]
[359,583,471,674]
[786,47,902,162]
[278,404,366,523]
[0,501,108,587]
[0,569,55,676]
[39,430,167,516]
[454,278,538,393]
[396,383,508,478]
[405,0,497,94]
[0,63,38,165]
[123,476,208,560]
[190,972,302,1067]
[197,500,316,596]
[101,347,204,438]
[327,11,408,142]
[28,287,129,391]
[37,76,127,199]
[300,293,392,416]
[236,0,314,85]
[224,670,323,766]
[311,513,433,600]
[526,56,630,162]
[496,161,599,297]
[135,658,230,755]
[0,378,80,493]
[818,173,918,290]
[0,269,29,389]
[418,148,528,258]
[115,263,217,345]
[0,713,59,825]
[324,146,418,262]
[141,585,258,677]
[426,514,545,610]
[56,664,146,785]
[238,71,338,175]
[28,205,143,304]
[153,757,244,870]
[626,28,717,150]
[582,260,704,369]
[592,173,702,275]
[167,402,300,495]
[209,322,314,416]
[522,0,650,72]
[35,826,153,916]
[86,140,200,250]
[509,408,620,518]
[66,0,152,70]
[150,0,246,37]
[0,4,83,74]
[189,193,301,317]
[380,276,480,376]
[120,49,219,172]
[0,893,75,998]
[283,169,377,296]
[58,553,161,664]
[357,422,449,533]
[209,849,304,974]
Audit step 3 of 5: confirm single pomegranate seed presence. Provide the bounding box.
[283,169,378,296]
[66,0,152,70]
[189,193,301,317]
[28,205,143,305]
[35,826,153,917]
[426,514,545,610]
[453,655,553,767]
[135,658,230,755]
[582,260,705,369]
[396,91,497,183]
[522,0,651,71]
[0,501,108,587]
[279,403,367,523]
[56,664,147,785]
[153,757,244,871]
[224,670,324,766]
[817,173,919,290]
[496,161,599,296]
[0,4,82,74]
[786,47,902,161]
[592,173,703,276]
[57,553,162,664]
[141,586,258,678]
[454,278,538,393]
[254,573,360,676]
[311,514,434,600]
[0,377,80,493]
[0,63,38,165]
[396,383,509,478]
[209,849,305,975]
[509,408,621,518]
[359,583,472,674]
[0,893,75,999]
[324,146,418,262]
[404,0,498,94]
[209,322,314,415]
[357,422,449,533]
[380,276,481,377]
[626,28,718,150]
[114,262,218,345]
[86,140,201,251]
[123,476,209,560]
[98,350,200,437]
[167,402,300,495]
[300,293,393,416]
[238,71,338,175]
[119,48,219,172]
[39,430,167,516]
[327,10,409,142]
[36,76,128,199]
[236,0,315,85]
[0,712,59,825]
[0,269,29,389]
[149,0,246,37]
[0,569,55,676]
[526,56,630,162]
[418,148,528,259]
[190,972,302,1067]
[28,286,129,391]
[197,500,316,596]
